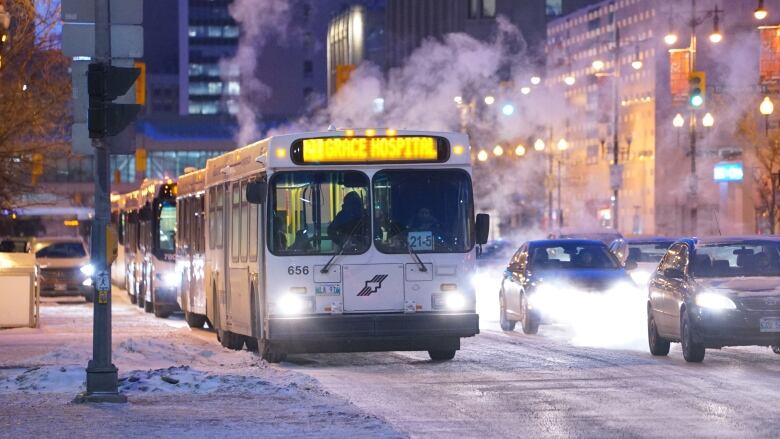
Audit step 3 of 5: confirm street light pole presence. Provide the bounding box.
[611,25,621,232]
[688,0,699,236]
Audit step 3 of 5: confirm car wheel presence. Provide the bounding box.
[772,345,780,355]
[184,312,207,329]
[219,330,244,350]
[520,294,540,335]
[499,292,516,332]
[681,311,705,363]
[647,313,670,356]
[428,349,456,361]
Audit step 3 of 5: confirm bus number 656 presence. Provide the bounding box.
[287,266,309,275]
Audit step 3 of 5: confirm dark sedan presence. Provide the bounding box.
[648,237,780,362]
[499,239,636,334]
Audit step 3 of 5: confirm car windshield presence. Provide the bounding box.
[627,242,674,263]
[530,243,619,270]
[269,171,370,255]
[373,169,474,254]
[158,201,176,254]
[693,242,780,278]
[35,242,86,258]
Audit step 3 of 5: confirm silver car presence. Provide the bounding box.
[32,237,93,301]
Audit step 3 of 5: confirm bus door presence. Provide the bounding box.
[226,180,252,336]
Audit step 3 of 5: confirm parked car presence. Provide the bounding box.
[648,237,780,362]
[499,239,636,334]
[610,237,676,286]
[32,237,93,301]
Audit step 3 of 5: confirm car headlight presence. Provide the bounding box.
[80,264,95,276]
[630,270,652,286]
[276,294,307,316]
[443,291,467,311]
[696,292,737,310]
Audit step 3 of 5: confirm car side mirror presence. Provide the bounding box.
[246,180,267,205]
[625,260,638,271]
[663,267,685,280]
[475,213,490,245]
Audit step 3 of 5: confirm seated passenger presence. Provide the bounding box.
[327,191,365,247]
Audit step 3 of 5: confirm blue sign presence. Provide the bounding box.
[713,162,743,182]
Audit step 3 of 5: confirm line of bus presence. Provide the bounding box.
[175,129,489,362]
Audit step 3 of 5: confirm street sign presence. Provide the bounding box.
[62,0,142,24]
[610,164,624,191]
[62,23,143,58]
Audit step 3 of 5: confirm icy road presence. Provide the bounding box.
[1,292,779,438]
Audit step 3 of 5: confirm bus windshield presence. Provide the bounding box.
[157,201,176,254]
[373,169,474,254]
[269,171,370,255]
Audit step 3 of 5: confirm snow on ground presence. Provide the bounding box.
[0,295,403,438]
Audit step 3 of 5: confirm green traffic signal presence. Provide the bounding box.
[690,94,704,108]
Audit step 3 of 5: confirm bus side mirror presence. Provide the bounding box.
[246,181,267,205]
[475,213,490,245]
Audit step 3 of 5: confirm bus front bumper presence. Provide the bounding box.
[267,312,479,354]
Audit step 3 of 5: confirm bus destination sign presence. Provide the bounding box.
[294,136,447,164]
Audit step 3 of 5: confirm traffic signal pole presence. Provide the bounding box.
[74,0,126,403]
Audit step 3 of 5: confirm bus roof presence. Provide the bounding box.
[202,129,471,187]
[177,168,206,197]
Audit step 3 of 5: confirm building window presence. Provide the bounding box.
[223,25,239,38]
[469,0,479,18]
[482,0,496,18]
[227,81,240,96]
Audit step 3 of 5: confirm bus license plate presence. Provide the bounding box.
[316,285,341,296]
[760,317,780,332]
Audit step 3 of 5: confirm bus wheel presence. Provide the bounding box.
[219,330,244,350]
[428,350,456,361]
[260,340,287,363]
[154,303,172,319]
[144,298,153,313]
[245,337,259,352]
[129,290,137,304]
[184,312,207,329]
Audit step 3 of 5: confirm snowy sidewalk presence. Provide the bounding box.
[0,295,402,438]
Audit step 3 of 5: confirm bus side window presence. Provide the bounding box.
[208,188,215,250]
[216,185,224,249]
[231,183,240,262]
[199,195,206,254]
[249,186,258,262]
[240,181,248,262]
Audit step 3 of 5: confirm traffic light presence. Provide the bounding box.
[87,63,142,138]
[688,71,706,109]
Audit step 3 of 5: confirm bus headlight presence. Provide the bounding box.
[276,294,307,316]
[696,292,736,310]
[80,264,95,276]
[443,292,467,311]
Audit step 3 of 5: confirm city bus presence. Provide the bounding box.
[193,129,488,362]
[123,179,180,317]
[175,168,208,328]
[116,190,142,303]
[110,193,127,288]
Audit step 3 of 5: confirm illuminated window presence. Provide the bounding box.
[482,0,496,17]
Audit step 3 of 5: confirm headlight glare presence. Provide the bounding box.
[630,270,652,286]
[162,271,179,287]
[277,294,307,316]
[443,291,467,311]
[80,264,95,276]
[696,292,737,310]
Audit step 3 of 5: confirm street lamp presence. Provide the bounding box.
[520,86,531,95]
[502,104,515,116]
[673,113,685,128]
[454,96,463,105]
[760,96,774,135]
[534,138,546,151]
[709,8,723,43]
[530,76,541,85]
[664,31,678,45]
[515,144,526,156]
[557,138,569,151]
[564,75,576,86]
[592,59,605,71]
[702,112,714,128]
[484,95,495,105]
[755,0,768,20]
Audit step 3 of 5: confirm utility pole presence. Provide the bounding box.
[74,0,140,403]
[611,25,621,232]
[689,0,699,235]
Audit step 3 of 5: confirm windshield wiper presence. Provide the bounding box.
[321,218,365,274]
[406,240,428,272]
